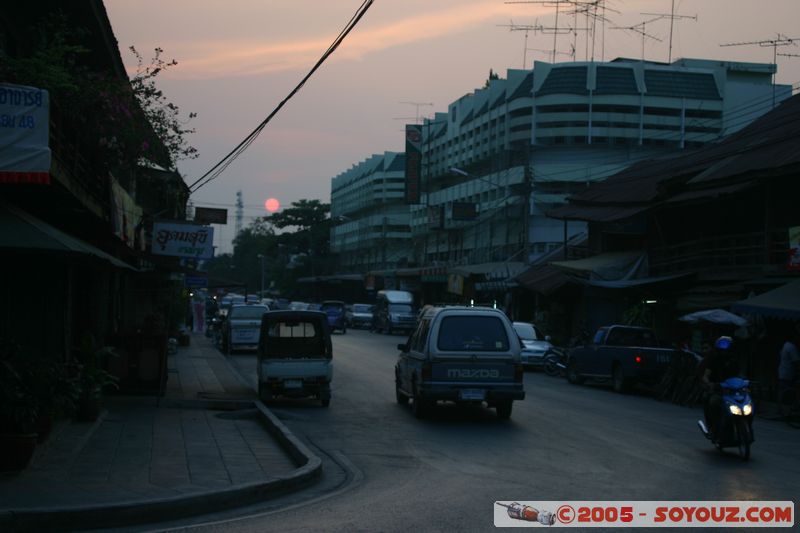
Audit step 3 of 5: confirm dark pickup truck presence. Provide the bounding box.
[566,325,676,393]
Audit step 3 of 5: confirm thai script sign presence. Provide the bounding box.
[152,222,214,259]
[0,83,51,184]
[194,207,228,225]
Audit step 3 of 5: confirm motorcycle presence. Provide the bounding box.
[697,377,755,461]
[543,347,567,377]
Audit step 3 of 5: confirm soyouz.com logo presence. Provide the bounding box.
[494,501,794,527]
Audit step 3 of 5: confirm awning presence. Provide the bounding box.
[449,262,527,278]
[1,202,137,271]
[679,309,749,327]
[666,181,756,204]
[515,264,575,295]
[550,251,644,280]
[582,272,693,289]
[546,204,649,222]
[732,279,800,320]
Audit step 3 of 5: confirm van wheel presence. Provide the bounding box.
[496,400,513,420]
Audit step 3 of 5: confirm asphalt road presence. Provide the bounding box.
[165,329,798,532]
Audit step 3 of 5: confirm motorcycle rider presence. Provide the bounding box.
[698,336,740,437]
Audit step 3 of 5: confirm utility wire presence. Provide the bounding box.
[188,0,375,195]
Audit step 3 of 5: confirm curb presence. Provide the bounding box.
[0,400,322,532]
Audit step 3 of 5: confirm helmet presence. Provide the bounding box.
[714,336,733,351]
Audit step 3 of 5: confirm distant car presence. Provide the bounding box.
[307,303,322,311]
[246,294,260,303]
[321,300,347,334]
[222,304,270,353]
[289,301,310,311]
[347,303,374,329]
[512,322,554,369]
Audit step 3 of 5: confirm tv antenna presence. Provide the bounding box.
[641,0,697,62]
[504,1,578,64]
[720,33,800,107]
[498,21,542,67]
[565,1,617,62]
[398,101,434,123]
[612,18,663,62]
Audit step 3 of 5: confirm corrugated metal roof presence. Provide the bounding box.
[732,279,800,319]
[515,264,574,295]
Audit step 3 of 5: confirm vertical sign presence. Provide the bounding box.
[404,124,422,204]
[789,226,800,271]
[0,84,51,184]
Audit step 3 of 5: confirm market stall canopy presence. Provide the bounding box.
[732,280,800,320]
[679,309,749,327]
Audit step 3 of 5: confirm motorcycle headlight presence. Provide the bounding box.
[743,404,752,416]
[729,404,743,416]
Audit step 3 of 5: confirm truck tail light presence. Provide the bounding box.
[634,354,643,364]
[421,362,432,380]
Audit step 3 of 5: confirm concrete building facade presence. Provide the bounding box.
[331,57,790,275]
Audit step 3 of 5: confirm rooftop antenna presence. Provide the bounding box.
[498,21,542,67]
[641,0,698,63]
[611,18,663,62]
[720,33,800,108]
[399,101,434,123]
[563,1,617,62]
[504,1,576,63]
[528,46,574,62]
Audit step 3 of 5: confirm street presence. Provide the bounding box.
[160,329,799,532]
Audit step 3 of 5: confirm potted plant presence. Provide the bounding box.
[0,340,39,472]
[74,334,119,422]
[29,357,81,442]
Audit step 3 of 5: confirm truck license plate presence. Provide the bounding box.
[460,389,486,401]
[284,380,302,389]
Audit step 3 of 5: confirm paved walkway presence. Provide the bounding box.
[0,332,320,531]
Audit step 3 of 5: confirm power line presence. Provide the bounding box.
[188,0,375,195]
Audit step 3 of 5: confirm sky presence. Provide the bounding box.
[104,0,800,253]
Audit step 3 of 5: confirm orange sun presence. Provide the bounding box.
[264,198,280,212]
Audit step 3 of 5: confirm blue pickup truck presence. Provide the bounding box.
[566,325,676,393]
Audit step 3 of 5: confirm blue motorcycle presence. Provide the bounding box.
[697,377,755,460]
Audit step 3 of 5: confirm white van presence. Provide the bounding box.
[372,290,416,334]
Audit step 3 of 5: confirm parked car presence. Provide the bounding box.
[566,325,677,393]
[321,300,347,333]
[257,310,332,407]
[395,306,525,419]
[222,304,270,353]
[512,322,554,369]
[347,303,374,329]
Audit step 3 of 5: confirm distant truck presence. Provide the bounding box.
[372,290,416,334]
[566,325,676,393]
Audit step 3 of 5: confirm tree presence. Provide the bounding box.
[484,68,500,88]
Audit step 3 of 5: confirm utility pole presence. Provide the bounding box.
[720,34,800,108]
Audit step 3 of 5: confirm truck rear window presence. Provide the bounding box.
[437,316,509,352]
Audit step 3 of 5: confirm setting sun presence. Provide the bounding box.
[264,197,280,212]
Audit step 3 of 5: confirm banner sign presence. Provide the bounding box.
[194,207,228,225]
[152,222,214,259]
[0,84,51,184]
[404,124,422,204]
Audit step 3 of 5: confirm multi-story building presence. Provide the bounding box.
[330,152,411,271]
[329,57,790,305]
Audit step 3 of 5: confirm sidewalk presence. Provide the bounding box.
[0,332,321,532]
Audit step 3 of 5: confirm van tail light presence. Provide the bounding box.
[421,362,432,380]
[514,364,524,382]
